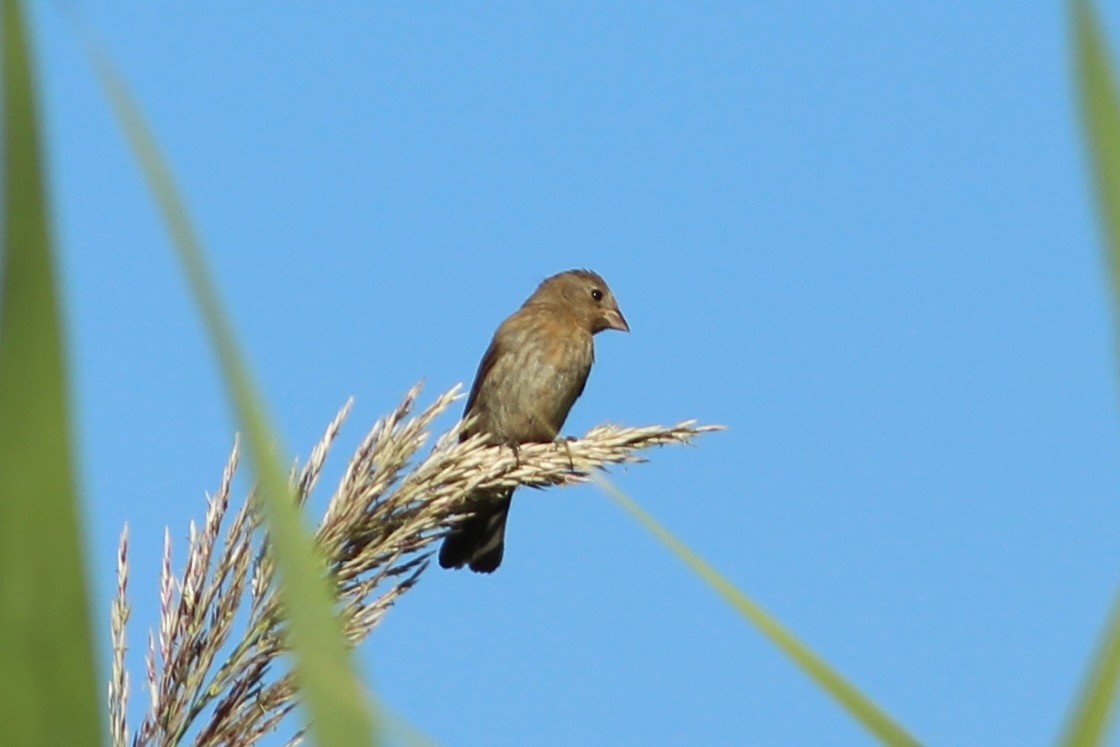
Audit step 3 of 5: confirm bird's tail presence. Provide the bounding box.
[438,490,514,574]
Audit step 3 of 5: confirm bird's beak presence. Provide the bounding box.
[605,307,630,333]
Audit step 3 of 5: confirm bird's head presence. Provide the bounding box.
[528,269,629,334]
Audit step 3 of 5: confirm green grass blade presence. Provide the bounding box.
[1076,0,1120,302]
[86,45,378,747]
[594,475,920,747]
[0,1,103,744]
[1061,3,1120,746]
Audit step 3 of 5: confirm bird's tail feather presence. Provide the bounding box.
[438,491,514,574]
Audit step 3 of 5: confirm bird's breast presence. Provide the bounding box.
[474,324,593,443]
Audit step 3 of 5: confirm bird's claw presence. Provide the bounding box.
[554,435,576,472]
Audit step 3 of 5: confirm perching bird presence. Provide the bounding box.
[438,269,629,573]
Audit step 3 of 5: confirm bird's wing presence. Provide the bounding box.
[463,330,504,422]
[570,359,590,404]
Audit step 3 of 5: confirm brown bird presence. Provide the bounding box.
[439,269,629,573]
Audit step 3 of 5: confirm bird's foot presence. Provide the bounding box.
[554,435,577,472]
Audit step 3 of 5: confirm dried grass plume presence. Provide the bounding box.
[108,383,721,746]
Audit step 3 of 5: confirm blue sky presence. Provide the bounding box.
[25,3,1120,745]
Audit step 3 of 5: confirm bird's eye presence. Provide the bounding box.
[590,288,604,302]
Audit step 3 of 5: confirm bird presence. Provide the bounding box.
[438,269,629,573]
